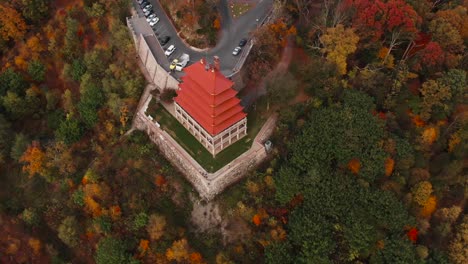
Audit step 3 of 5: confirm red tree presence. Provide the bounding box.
[407,227,418,243]
[418,41,444,68]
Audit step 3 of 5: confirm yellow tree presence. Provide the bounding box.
[320,24,359,75]
[166,238,190,262]
[0,4,27,41]
[146,214,166,241]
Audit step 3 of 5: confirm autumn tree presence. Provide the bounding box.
[448,216,468,264]
[146,214,166,241]
[351,0,421,61]
[319,24,359,75]
[419,80,451,121]
[0,4,27,42]
[411,181,433,206]
[20,141,48,179]
[166,238,190,262]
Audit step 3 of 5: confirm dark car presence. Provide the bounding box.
[239,38,247,47]
[159,36,170,46]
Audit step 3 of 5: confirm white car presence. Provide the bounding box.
[149,17,160,27]
[165,45,176,56]
[175,53,190,71]
[143,4,152,13]
[143,9,151,17]
[146,14,156,22]
[232,46,241,56]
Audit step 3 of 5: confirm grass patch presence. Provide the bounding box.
[146,98,268,172]
[229,2,255,18]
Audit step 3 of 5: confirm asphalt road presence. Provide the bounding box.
[134,0,274,76]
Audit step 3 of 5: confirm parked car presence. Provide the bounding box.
[146,14,157,22]
[143,4,152,13]
[149,17,159,26]
[165,45,176,56]
[140,1,149,8]
[239,38,247,47]
[137,0,147,4]
[169,59,178,71]
[175,53,190,71]
[232,46,241,56]
[159,36,170,46]
[143,9,151,16]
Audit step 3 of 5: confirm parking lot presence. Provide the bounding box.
[131,0,274,77]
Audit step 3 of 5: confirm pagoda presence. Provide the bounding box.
[174,56,247,156]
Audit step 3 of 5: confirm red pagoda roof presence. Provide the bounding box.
[174,59,246,135]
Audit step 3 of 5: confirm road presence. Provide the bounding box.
[133,0,274,76]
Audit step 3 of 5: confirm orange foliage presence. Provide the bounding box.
[28,238,41,255]
[189,252,203,263]
[14,56,28,71]
[378,47,389,59]
[84,196,102,217]
[421,127,438,145]
[411,115,426,127]
[110,205,121,220]
[20,141,47,178]
[213,18,221,30]
[26,35,45,57]
[348,158,361,174]
[155,175,167,187]
[252,214,261,226]
[0,4,27,41]
[421,195,437,218]
[448,132,461,152]
[81,175,89,185]
[139,239,150,253]
[376,240,385,249]
[85,231,95,240]
[384,157,395,176]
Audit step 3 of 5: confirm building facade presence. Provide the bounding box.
[174,57,247,156]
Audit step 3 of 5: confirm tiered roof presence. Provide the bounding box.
[174,59,246,135]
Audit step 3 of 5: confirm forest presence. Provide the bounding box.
[0,0,466,263]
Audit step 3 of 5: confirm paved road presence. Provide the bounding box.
[134,0,274,76]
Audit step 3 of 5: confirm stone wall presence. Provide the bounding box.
[137,36,179,91]
[134,110,276,200]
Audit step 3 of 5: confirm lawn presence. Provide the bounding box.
[146,98,268,172]
[229,1,256,19]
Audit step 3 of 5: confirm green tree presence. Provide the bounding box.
[0,114,12,163]
[265,72,297,110]
[22,208,39,226]
[2,91,27,119]
[0,68,28,96]
[10,133,29,161]
[77,73,104,128]
[58,216,80,247]
[132,212,149,231]
[21,0,50,23]
[27,60,46,82]
[95,237,132,264]
[56,114,83,145]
